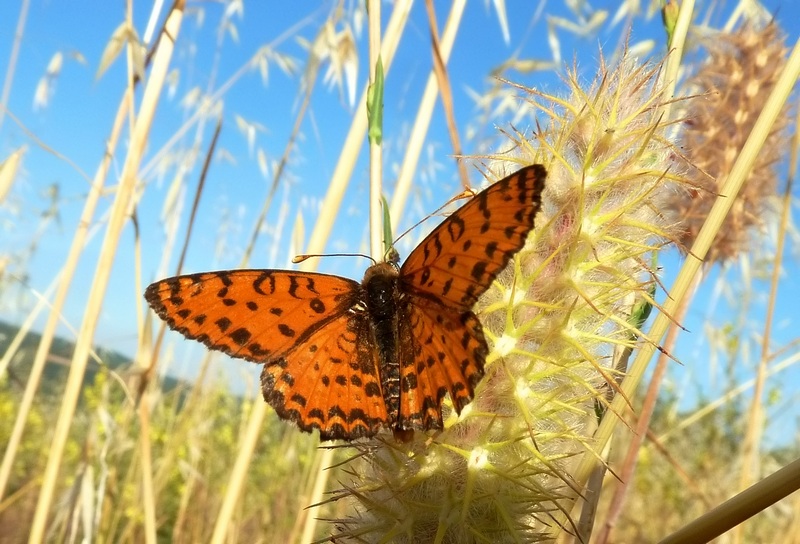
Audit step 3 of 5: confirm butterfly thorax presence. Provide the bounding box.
[362,261,403,428]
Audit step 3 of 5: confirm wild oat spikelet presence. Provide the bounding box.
[328,52,681,543]
[671,22,789,263]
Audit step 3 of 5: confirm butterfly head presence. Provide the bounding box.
[384,246,401,268]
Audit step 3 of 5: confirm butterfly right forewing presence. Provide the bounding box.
[400,165,546,309]
[395,165,547,430]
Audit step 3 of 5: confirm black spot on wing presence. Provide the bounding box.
[229,328,251,346]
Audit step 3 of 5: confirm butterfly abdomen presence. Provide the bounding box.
[362,262,403,427]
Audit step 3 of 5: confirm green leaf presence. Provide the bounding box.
[381,194,394,257]
[661,0,680,47]
[366,56,384,145]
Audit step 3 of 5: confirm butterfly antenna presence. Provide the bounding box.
[292,253,377,265]
[394,188,476,244]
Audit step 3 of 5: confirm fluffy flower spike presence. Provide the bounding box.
[328,50,683,543]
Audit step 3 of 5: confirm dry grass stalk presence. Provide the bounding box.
[27,4,186,541]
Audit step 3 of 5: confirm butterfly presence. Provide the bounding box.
[145,164,546,440]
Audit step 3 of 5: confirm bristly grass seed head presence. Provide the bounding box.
[329,49,685,543]
[669,22,790,264]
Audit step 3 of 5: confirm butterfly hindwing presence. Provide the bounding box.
[395,297,487,430]
[260,308,388,440]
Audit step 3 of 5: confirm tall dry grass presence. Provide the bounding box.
[0,1,799,543]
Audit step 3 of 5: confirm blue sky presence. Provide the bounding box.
[1,1,799,443]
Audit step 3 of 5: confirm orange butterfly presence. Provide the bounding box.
[145,165,546,440]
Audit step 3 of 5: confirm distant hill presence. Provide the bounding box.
[0,320,183,395]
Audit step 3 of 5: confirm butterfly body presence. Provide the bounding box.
[361,261,404,430]
[145,164,547,440]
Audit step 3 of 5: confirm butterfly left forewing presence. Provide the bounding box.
[145,269,390,440]
[144,270,357,363]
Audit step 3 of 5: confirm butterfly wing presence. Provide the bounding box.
[395,298,487,430]
[260,306,388,440]
[400,165,547,309]
[145,270,388,439]
[396,165,547,427]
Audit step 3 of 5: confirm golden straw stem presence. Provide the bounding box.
[27,4,184,541]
